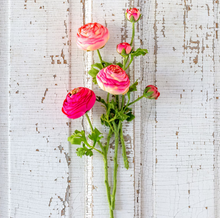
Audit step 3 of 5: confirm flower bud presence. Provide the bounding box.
[62,87,96,119]
[126,8,141,22]
[144,85,160,100]
[117,42,132,55]
[96,65,130,95]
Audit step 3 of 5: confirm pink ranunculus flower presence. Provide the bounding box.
[96,65,130,95]
[117,42,132,55]
[126,8,141,22]
[62,87,96,119]
[145,85,160,100]
[76,22,110,51]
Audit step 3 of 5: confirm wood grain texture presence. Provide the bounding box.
[0,1,10,218]
[1,0,220,217]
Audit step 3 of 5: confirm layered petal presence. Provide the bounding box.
[62,87,96,119]
[77,23,110,51]
[96,65,130,95]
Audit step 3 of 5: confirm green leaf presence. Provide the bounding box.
[76,144,93,158]
[68,130,87,145]
[96,96,107,107]
[143,91,154,98]
[126,112,135,122]
[120,48,128,58]
[129,80,138,92]
[88,67,99,78]
[91,63,103,70]
[117,110,129,121]
[92,77,97,84]
[104,61,112,67]
[100,114,110,127]
[131,48,148,58]
[88,128,103,142]
[116,62,123,68]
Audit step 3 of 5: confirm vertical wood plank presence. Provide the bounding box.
[140,0,157,217]
[153,0,217,217]
[0,1,10,217]
[214,1,220,217]
[8,0,85,217]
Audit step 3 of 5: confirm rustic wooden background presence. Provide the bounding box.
[1,0,220,217]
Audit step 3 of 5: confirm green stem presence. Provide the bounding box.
[130,22,135,46]
[120,123,129,169]
[121,95,125,109]
[111,121,120,210]
[85,113,103,154]
[125,57,133,70]
[127,95,144,106]
[85,113,93,131]
[123,57,127,70]
[107,93,110,103]
[115,95,119,108]
[102,129,114,218]
[85,113,113,218]
[97,49,104,68]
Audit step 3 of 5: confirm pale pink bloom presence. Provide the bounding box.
[96,65,130,95]
[117,42,132,54]
[126,8,141,21]
[77,22,109,51]
[62,87,96,119]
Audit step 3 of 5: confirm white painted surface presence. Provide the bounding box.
[0,0,219,218]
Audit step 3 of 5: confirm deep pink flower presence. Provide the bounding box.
[96,65,130,95]
[62,87,96,119]
[126,8,141,22]
[77,23,110,51]
[117,42,132,54]
[145,85,160,100]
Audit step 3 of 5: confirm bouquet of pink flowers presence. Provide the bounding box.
[62,8,160,218]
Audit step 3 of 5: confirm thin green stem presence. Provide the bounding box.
[120,123,129,169]
[111,121,120,210]
[127,95,144,106]
[125,57,133,70]
[102,129,113,218]
[115,95,119,109]
[97,49,104,68]
[85,113,93,131]
[107,93,110,103]
[121,95,125,109]
[86,142,102,154]
[85,113,103,154]
[130,22,135,46]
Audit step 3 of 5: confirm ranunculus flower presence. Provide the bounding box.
[144,85,160,100]
[96,65,130,95]
[62,87,96,119]
[76,22,110,51]
[117,42,132,55]
[126,8,141,22]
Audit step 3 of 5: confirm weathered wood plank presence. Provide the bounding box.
[0,1,10,218]
[8,0,85,217]
[1,0,220,217]
[153,0,218,217]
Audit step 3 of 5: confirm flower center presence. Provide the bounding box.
[70,88,80,96]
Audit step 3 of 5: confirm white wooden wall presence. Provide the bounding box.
[0,0,220,217]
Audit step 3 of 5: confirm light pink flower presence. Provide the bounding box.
[145,85,160,100]
[96,65,130,95]
[62,87,96,119]
[126,8,141,21]
[77,23,110,51]
[117,42,132,54]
